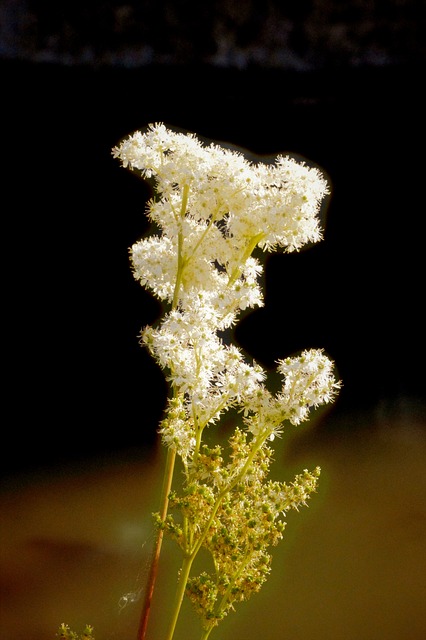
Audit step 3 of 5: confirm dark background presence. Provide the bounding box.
[2,0,426,476]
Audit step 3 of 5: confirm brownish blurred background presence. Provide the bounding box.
[1,2,425,639]
[2,409,426,640]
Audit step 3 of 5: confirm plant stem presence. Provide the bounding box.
[200,627,214,640]
[138,185,188,639]
[172,183,189,309]
[164,554,194,640]
[137,446,177,640]
[228,232,265,286]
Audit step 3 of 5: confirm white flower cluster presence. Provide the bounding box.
[113,123,339,460]
[113,122,328,308]
[113,124,342,640]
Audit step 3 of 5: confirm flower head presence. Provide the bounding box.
[113,123,329,315]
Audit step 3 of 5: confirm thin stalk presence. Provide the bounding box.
[164,554,194,640]
[227,232,265,286]
[200,626,215,640]
[137,446,177,640]
[172,184,190,309]
[212,553,253,622]
[138,185,189,639]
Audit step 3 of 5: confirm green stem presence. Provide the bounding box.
[200,626,215,640]
[228,232,265,286]
[172,184,190,309]
[164,554,195,640]
[214,552,252,621]
[187,213,216,260]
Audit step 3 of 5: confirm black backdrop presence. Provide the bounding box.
[3,59,425,475]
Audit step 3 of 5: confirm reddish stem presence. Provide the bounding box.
[137,447,177,640]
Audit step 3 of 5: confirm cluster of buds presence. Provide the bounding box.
[113,123,341,639]
[57,624,95,640]
[164,431,321,634]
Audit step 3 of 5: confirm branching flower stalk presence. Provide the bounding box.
[112,123,341,640]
